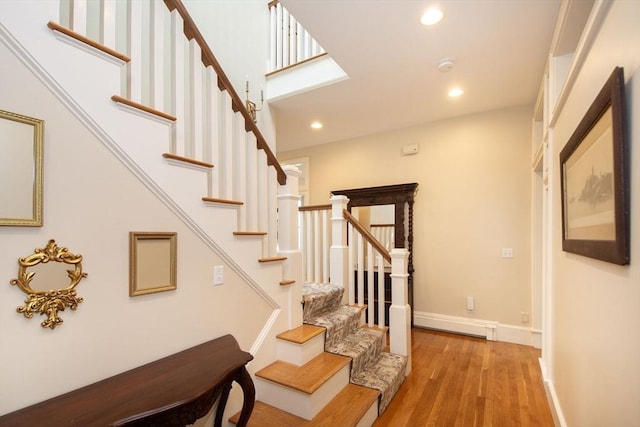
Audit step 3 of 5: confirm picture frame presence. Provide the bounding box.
[0,110,44,227]
[560,67,629,265]
[129,232,177,296]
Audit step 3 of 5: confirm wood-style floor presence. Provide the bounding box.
[374,328,555,427]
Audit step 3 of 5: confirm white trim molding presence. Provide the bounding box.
[413,311,539,347]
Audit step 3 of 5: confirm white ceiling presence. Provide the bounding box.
[272,0,562,152]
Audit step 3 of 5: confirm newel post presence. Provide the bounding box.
[389,248,412,374]
[330,195,349,304]
[278,165,303,328]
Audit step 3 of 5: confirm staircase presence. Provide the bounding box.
[0,1,410,425]
[231,283,407,426]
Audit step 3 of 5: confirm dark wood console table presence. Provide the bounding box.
[0,334,254,427]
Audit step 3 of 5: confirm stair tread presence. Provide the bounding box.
[229,384,379,426]
[202,196,243,206]
[277,325,325,344]
[255,352,350,394]
[258,256,287,263]
[350,352,408,415]
[279,279,296,286]
[234,231,267,236]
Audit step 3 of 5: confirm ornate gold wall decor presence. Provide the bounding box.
[10,239,87,329]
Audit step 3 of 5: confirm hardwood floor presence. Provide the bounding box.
[374,328,554,427]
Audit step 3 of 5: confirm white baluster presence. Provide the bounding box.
[348,223,355,305]
[245,136,258,230]
[59,0,72,28]
[313,209,321,283]
[304,211,313,283]
[257,149,268,252]
[322,209,329,283]
[185,40,203,159]
[149,0,165,112]
[282,8,290,67]
[267,167,278,257]
[100,0,117,49]
[357,234,364,307]
[275,3,283,69]
[234,123,247,230]
[304,29,312,60]
[367,243,374,327]
[71,0,87,35]
[169,10,185,155]
[288,14,297,65]
[377,252,385,328]
[206,68,221,193]
[219,95,234,198]
[296,21,303,64]
[269,3,277,72]
[85,0,100,42]
[126,0,143,102]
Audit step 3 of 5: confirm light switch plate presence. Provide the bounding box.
[213,265,224,285]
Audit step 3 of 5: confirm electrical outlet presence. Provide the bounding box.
[521,312,529,323]
[213,265,224,285]
[502,248,514,258]
[466,296,474,311]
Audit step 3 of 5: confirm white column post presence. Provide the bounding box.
[330,195,349,304]
[278,165,303,328]
[389,248,411,374]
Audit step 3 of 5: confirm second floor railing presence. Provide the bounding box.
[268,0,326,73]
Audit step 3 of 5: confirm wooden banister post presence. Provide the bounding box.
[278,165,303,328]
[389,248,412,374]
[330,195,349,304]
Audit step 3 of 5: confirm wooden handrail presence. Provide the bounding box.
[343,209,391,263]
[299,204,332,212]
[163,0,287,185]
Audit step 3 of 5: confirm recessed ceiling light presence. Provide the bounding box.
[420,8,444,26]
[448,87,464,97]
[310,121,323,129]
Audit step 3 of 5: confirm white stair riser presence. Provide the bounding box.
[276,332,325,366]
[356,400,379,427]
[255,362,350,420]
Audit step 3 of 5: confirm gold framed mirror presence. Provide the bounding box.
[10,239,87,329]
[0,109,44,226]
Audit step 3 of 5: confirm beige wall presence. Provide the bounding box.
[549,1,640,425]
[279,106,533,327]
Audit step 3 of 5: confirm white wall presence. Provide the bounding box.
[0,38,271,416]
[279,106,533,337]
[549,1,640,425]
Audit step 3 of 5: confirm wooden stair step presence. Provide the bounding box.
[112,96,177,122]
[277,325,325,345]
[255,353,350,394]
[161,152,213,168]
[229,384,379,426]
[234,231,267,236]
[229,400,306,426]
[258,256,287,263]
[202,196,243,206]
[279,279,296,286]
[47,21,131,62]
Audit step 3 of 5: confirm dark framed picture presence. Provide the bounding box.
[560,67,629,265]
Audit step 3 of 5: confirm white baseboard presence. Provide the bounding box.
[413,311,538,347]
[539,358,567,427]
